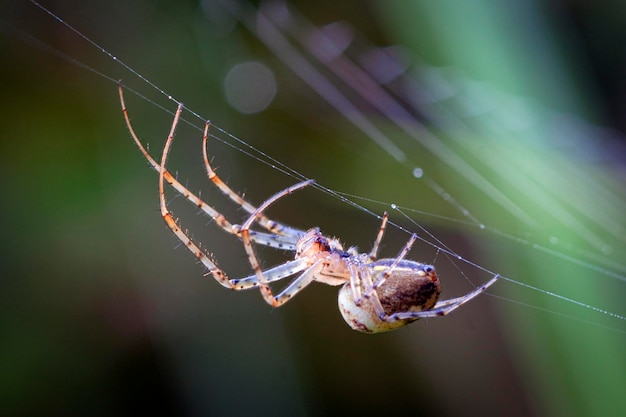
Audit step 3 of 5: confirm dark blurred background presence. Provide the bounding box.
[1,1,625,416]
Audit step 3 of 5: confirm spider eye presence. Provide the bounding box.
[423,265,435,273]
[315,236,330,250]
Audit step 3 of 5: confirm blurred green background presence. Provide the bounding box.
[1,1,625,416]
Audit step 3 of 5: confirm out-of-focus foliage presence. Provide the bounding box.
[0,1,624,416]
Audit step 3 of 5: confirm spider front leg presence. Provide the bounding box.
[119,84,239,238]
[201,121,305,238]
[155,100,235,288]
[121,84,303,285]
[240,180,316,306]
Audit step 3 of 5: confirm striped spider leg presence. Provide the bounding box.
[118,83,302,242]
[119,84,306,286]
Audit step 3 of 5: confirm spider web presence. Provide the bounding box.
[217,0,626,329]
[11,0,625,331]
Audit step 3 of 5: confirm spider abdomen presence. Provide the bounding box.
[338,260,441,333]
[373,260,440,315]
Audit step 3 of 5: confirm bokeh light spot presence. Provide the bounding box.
[224,61,277,114]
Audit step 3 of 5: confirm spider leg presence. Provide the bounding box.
[356,234,417,305]
[150,96,234,288]
[267,260,327,306]
[348,262,388,318]
[243,229,301,251]
[120,85,236,235]
[230,251,326,306]
[347,263,365,302]
[386,274,500,320]
[202,121,306,238]
[372,234,417,289]
[119,84,298,250]
[240,180,315,306]
[368,212,388,261]
[230,258,310,289]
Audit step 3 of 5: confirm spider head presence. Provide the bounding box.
[296,228,344,258]
[338,260,441,333]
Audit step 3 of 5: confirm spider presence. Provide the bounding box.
[118,84,499,333]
